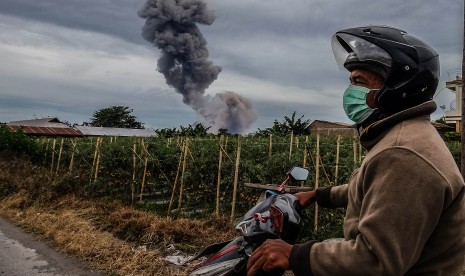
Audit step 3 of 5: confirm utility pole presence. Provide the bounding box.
[460,2,465,178]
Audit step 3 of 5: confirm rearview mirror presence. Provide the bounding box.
[288,167,309,181]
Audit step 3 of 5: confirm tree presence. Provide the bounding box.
[155,127,178,138]
[254,111,311,136]
[87,106,144,129]
[179,123,211,137]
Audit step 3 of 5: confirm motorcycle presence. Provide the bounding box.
[188,166,310,276]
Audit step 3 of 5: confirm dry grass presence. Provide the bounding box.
[0,159,237,275]
[0,194,237,276]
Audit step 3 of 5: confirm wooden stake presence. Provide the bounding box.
[177,139,189,211]
[43,138,50,163]
[93,137,103,182]
[302,136,309,187]
[302,136,308,168]
[289,132,294,161]
[50,138,56,174]
[168,141,185,213]
[132,143,137,204]
[353,140,357,163]
[139,153,148,202]
[231,136,242,222]
[216,135,224,217]
[68,138,77,174]
[335,135,341,185]
[55,138,64,174]
[268,134,273,158]
[314,131,320,232]
[90,137,100,180]
[359,141,362,163]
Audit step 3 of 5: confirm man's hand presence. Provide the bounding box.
[294,190,316,208]
[246,239,292,276]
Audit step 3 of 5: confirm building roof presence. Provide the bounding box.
[7,125,83,137]
[308,120,353,128]
[430,121,454,130]
[7,118,83,137]
[75,126,156,137]
[8,117,69,128]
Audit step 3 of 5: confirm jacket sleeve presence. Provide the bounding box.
[316,184,349,208]
[302,148,446,276]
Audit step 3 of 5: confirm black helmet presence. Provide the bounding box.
[331,25,440,114]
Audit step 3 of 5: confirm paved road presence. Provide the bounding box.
[0,217,101,276]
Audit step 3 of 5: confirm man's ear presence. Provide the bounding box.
[366,90,378,108]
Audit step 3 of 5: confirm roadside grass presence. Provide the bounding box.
[1,158,464,275]
[0,159,237,276]
[0,194,236,275]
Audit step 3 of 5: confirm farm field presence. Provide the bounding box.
[0,129,462,275]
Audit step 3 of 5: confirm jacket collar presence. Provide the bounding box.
[358,101,437,150]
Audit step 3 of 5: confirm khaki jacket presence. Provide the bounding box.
[290,101,465,275]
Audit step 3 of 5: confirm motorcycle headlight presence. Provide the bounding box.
[189,258,243,276]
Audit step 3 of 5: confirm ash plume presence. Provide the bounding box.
[138,0,257,134]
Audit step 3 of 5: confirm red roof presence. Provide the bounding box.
[7,125,83,137]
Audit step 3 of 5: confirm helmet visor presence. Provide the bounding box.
[331,33,392,70]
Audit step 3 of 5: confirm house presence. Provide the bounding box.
[444,76,463,132]
[7,118,83,137]
[305,120,356,137]
[305,119,453,139]
[6,118,157,137]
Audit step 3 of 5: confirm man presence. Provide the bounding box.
[247,25,465,275]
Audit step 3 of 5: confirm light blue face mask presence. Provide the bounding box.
[343,84,375,124]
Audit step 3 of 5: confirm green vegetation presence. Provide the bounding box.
[0,120,462,243]
[85,105,144,129]
[0,125,44,161]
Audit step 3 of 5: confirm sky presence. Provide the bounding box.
[0,0,463,133]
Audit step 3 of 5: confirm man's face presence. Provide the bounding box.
[349,68,384,108]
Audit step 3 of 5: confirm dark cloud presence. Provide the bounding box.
[0,0,146,44]
[0,0,462,130]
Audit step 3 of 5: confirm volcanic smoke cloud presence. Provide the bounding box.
[138,0,257,134]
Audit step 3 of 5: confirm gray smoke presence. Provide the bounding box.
[138,0,257,134]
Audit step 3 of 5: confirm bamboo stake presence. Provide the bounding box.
[314,131,320,232]
[177,139,189,211]
[93,137,103,182]
[69,138,77,174]
[168,141,185,213]
[231,136,242,222]
[353,140,357,163]
[43,138,50,163]
[50,138,56,174]
[139,153,149,202]
[90,137,100,180]
[301,136,309,187]
[132,143,137,204]
[359,141,362,163]
[139,139,149,201]
[268,134,272,158]
[302,136,309,168]
[55,138,64,174]
[289,132,294,161]
[215,135,224,217]
[335,135,341,185]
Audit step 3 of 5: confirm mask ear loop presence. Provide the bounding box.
[366,89,379,109]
